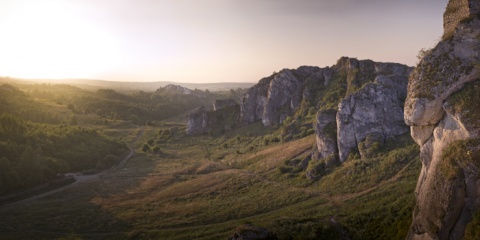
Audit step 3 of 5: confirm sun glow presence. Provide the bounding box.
[0,1,122,79]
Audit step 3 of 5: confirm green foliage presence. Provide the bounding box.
[319,73,348,110]
[0,113,127,194]
[464,210,480,240]
[317,133,419,194]
[448,80,480,122]
[322,121,337,140]
[440,138,480,180]
[269,218,340,240]
[341,163,419,240]
[141,144,150,153]
[152,146,161,154]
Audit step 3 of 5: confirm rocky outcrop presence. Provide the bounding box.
[336,83,409,162]
[262,70,302,126]
[240,77,272,124]
[312,109,338,164]
[311,58,411,163]
[240,57,410,130]
[240,67,328,126]
[186,106,208,135]
[405,2,480,239]
[186,100,240,135]
[443,0,480,39]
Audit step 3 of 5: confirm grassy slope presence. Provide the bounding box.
[0,123,420,240]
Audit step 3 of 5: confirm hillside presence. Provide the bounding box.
[1,1,478,239]
[0,55,421,240]
[0,77,254,92]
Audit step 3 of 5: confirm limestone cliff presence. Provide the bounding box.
[186,99,240,135]
[405,1,480,239]
[312,58,412,163]
[240,57,410,134]
[240,66,330,126]
[337,82,409,162]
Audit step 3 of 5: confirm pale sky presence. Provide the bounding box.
[0,0,448,83]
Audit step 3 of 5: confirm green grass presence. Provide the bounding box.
[448,80,480,123]
[0,125,422,240]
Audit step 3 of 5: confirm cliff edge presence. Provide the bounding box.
[405,1,480,239]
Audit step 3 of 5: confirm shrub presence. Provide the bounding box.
[141,144,150,153]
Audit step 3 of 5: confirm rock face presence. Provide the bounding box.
[240,67,326,126]
[311,58,411,163]
[405,2,480,239]
[240,57,411,131]
[186,100,240,135]
[443,0,480,38]
[313,109,338,163]
[263,70,302,126]
[337,83,409,162]
[186,106,208,135]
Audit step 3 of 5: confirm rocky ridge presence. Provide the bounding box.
[405,1,480,239]
[240,66,331,126]
[186,99,240,135]
[311,58,412,164]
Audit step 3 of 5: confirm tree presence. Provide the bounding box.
[152,146,160,154]
[141,144,150,153]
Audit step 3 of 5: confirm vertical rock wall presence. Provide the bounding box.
[405,2,480,238]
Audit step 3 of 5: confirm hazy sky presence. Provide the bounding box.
[0,0,448,83]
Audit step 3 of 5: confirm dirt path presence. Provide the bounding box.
[0,128,144,210]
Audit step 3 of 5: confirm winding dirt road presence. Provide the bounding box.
[0,127,144,209]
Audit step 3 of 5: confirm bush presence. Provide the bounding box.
[141,144,150,153]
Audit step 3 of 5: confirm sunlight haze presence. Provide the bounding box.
[0,0,448,83]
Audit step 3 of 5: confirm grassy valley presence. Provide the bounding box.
[0,78,420,239]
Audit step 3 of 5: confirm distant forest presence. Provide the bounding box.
[0,81,245,194]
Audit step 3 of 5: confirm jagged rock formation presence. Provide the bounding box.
[239,57,412,134]
[311,57,412,163]
[240,66,333,126]
[405,1,480,239]
[313,109,338,163]
[337,82,409,162]
[186,99,240,135]
[186,106,208,135]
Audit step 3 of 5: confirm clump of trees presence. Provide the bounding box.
[0,113,128,194]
